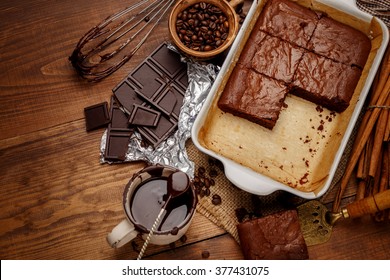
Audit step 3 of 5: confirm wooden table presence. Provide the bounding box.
[1,0,389,260]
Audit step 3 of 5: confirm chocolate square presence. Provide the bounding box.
[137,114,177,148]
[104,130,132,161]
[128,104,161,127]
[84,102,110,131]
[150,43,185,78]
[129,62,165,99]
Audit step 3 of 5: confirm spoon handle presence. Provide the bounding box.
[137,207,166,260]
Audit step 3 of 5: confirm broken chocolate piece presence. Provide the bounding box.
[109,97,133,130]
[128,104,161,127]
[84,102,110,131]
[112,81,144,115]
[104,130,133,161]
[137,114,177,148]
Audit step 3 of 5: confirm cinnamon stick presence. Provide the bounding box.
[333,78,390,212]
[368,98,389,178]
[333,49,390,212]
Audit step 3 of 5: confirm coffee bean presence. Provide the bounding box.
[209,168,218,177]
[180,235,187,243]
[201,250,210,259]
[212,194,222,205]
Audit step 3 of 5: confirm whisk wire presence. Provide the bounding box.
[69,0,175,81]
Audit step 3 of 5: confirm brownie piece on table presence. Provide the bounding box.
[251,31,305,83]
[218,64,288,130]
[292,51,362,112]
[237,210,309,260]
[308,16,371,68]
[257,0,320,48]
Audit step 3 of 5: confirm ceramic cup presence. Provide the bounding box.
[107,165,197,248]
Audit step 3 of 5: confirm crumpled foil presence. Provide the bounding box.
[100,58,219,178]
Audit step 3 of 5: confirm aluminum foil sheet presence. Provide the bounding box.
[100,59,219,178]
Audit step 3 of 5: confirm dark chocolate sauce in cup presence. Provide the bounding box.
[130,178,193,233]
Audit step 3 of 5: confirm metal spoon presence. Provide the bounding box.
[137,171,190,260]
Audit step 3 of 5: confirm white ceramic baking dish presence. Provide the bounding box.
[191,0,389,199]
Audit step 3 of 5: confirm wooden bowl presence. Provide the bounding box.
[168,0,240,60]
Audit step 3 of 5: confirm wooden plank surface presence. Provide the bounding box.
[0,0,389,261]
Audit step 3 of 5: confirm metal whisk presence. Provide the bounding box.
[69,0,176,82]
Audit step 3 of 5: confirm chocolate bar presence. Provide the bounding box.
[84,102,110,131]
[111,42,188,148]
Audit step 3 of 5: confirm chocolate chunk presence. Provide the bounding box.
[150,43,185,78]
[130,62,165,99]
[154,85,178,116]
[104,130,132,161]
[137,114,177,148]
[112,81,143,115]
[84,102,110,131]
[128,104,161,127]
[109,97,132,130]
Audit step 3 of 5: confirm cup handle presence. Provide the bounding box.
[106,219,138,248]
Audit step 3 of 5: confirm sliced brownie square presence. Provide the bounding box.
[251,31,305,83]
[218,64,288,130]
[308,16,371,68]
[257,0,320,48]
[292,51,362,112]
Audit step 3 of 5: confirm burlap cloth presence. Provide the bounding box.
[186,0,389,244]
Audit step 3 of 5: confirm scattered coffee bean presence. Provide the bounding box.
[180,234,187,243]
[209,168,218,177]
[201,250,210,259]
[212,194,222,205]
[176,2,229,52]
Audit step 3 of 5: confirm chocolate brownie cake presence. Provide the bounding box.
[251,30,305,83]
[219,64,288,130]
[257,0,321,48]
[292,52,362,112]
[218,0,370,129]
[237,210,309,260]
[308,16,371,68]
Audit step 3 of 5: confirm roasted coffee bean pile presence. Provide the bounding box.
[175,2,229,52]
[193,157,224,205]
